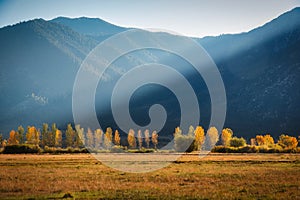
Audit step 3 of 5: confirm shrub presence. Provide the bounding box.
[238,145,259,153]
[127,148,155,153]
[2,144,41,154]
[211,146,228,153]
[43,146,89,154]
[174,135,196,152]
[230,137,246,147]
[212,145,259,153]
[110,145,125,153]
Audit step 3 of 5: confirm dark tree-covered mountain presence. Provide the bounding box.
[0,7,299,142]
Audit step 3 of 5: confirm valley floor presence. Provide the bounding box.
[0,153,299,199]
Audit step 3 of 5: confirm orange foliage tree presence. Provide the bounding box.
[8,130,19,145]
[114,130,120,146]
[151,131,158,150]
[127,129,136,149]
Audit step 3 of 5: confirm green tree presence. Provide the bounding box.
[17,125,25,144]
[41,123,49,147]
[48,123,57,147]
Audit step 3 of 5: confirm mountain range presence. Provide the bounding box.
[0,7,299,142]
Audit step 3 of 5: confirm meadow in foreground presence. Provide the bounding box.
[0,153,299,199]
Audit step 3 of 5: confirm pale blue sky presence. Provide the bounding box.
[0,0,300,37]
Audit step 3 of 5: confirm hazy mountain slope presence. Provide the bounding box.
[198,7,300,137]
[0,8,299,141]
[0,19,98,133]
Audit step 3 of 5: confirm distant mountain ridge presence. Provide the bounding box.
[51,17,128,41]
[0,8,299,141]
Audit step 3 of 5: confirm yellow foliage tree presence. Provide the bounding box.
[278,134,298,149]
[152,131,158,150]
[94,129,103,149]
[256,134,274,146]
[221,128,233,147]
[55,129,62,147]
[8,130,19,145]
[194,126,205,150]
[65,124,75,148]
[114,130,120,146]
[127,129,136,149]
[26,126,40,145]
[255,135,265,146]
[264,134,274,146]
[104,127,113,149]
[75,125,85,148]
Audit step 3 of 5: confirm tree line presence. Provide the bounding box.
[173,125,299,152]
[0,123,159,150]
[0,124,299,153]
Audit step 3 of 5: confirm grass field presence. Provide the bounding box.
[0,153,299,199]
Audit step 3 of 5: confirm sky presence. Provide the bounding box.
[0,0,300,37]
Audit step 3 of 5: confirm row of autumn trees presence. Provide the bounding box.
[173,125,299,152]
[1,123,299,152]
[0,123,159,150]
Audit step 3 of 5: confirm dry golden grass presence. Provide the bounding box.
[0,153,299,199]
